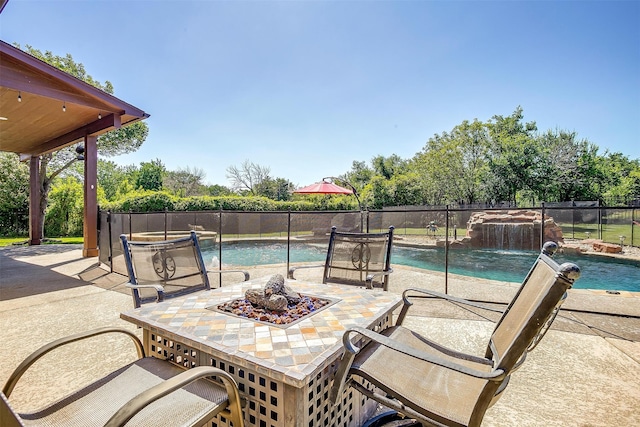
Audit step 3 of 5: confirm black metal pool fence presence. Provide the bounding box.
[99,205,638,288]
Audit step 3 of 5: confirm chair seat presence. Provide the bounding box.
[18,358,229,427]
[351,326,494,427]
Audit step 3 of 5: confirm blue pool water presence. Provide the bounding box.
[204,242,640,292]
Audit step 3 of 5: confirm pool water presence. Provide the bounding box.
[204,242,640,292]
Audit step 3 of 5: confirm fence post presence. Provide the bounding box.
[632,208,635,248]
[218,208,223,285]
[365,210,370,233]
[571,200,575,239]
[541,203,545,250]
[598,202,602,240]
[107,211,113,273]
[445,204,449,295]
[164,208,168,240]
[287,210,291,274]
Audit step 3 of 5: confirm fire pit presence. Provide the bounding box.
[212,274,336,327]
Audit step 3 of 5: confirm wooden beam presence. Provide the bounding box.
[83,135,99,257]
[28,156,42,245]
[28,113,122,156]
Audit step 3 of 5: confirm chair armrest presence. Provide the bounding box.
[329,326,504,405]
[365,267,394,290]
[2,327,144,398]
[125,283,165,302]
[1,392,24,427]
[105,366,244,427]
[396,287,504,325]
[206,269,250,282]
[287,264,323,280]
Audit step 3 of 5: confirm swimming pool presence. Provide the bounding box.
[203,242,640,292]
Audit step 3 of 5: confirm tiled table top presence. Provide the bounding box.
[121,278,402,387]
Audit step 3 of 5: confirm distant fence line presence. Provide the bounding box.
[99,206,638,283]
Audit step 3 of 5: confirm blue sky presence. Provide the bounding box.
[1,0,639,188]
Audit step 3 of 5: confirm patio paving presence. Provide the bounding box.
[1,244,639,426]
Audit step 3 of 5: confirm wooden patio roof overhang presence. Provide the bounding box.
[0,40,149,156]
[0,40,149,256]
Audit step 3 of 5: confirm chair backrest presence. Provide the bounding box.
[120,231,211,308]
[322,226,394,289]
[487,242,580,373]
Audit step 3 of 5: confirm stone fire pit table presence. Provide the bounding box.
[120,278,402,427]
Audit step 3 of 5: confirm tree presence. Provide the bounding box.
[485,107,539,204]
[0,153,30,235]
[367,175,395,209]
[226,160,271,194]
[343,160,374,191]
[204,184,233,197]
[95,159,128,201]
[44,177,85,236]
[533,130,601,203]
[413,119,491,205]
[164,166,206,197]
[135,159,166,191]
[600,152,640,204]
[14,44,149,238]
[371,154,407,179]
[254,177,295,201]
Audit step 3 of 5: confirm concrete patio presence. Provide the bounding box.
[1,244,639,426]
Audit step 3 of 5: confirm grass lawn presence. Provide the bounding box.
[0,236,84,247]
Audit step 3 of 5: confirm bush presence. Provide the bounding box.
[45,177,84,236]
[103,192,334,213]
[103,190,178,212]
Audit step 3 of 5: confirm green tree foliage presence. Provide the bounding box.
[413,119,491,205]
[44,177,84,236]
[372,107,638,208]
[164,166,206,197]
[96,122,149,156]
[343,161,374,190]
[600,153,640,204]
[371,154,408,179]
[96,160,128,201]
[0,153,30,235]
[533,130,601,203]
[135,159,166,191]
[254,177,295,201]
[485,107,539,205]
[204,184,233,196]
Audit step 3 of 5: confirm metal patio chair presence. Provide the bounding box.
[330,242,581,427]
[288,226,395,290]
[120,231,249,308]
[1,327,244,427]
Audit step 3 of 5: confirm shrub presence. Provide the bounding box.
[103,192,331,213]
[45,177,84,236]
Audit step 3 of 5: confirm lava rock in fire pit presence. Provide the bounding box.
[245,274,301,312]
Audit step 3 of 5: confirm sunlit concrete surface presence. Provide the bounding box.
[1,245,638,426]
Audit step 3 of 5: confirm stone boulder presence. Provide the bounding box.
[245,274,301,312]
[592,241,622,254]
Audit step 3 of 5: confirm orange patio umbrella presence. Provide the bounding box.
[294,178,362,212]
